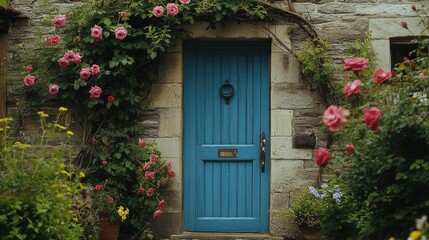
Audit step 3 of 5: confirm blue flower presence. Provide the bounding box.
[308,186,320,198]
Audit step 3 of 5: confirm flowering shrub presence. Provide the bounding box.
[0,108,84,239]
[318,16,429,239]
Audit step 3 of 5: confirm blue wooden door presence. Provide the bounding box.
[184,41,270,232]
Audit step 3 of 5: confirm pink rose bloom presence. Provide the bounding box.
[89,86,102,98]
[95,184,102,191]
[152,6,164,17]
[25,64,33,71]
[166,161,172,172]
[91,25,103,41]
[345,144,355,156]
[420,72,426,79]
[120,11,127,18]
[48,84,59,95]
[64,50,77,63]
[114,26,127,40]
[90,64,100,75]
[138,185,144,193]
[322,105,350,131]
[158,200,166,207]
[145,171,155,179]
[58,58,70,68]
[102,160,107,165]
[314,147,330,167]
[169,171,176,177]
[138,138,145,148]
[343,57,369,71]
[23,75,35,87]
[143,162,151,171]
[179,0,190,4]
[80,68,91,80]
[364,107,382,131]
[373,69,392,84]
[153,209,162,218]
[342,79,362,98]
[53,15,66,27]
[150,154,158,163]
[50,35,61,46]
[166,3,179,16]
[74,53,82,63]
[147,188,154,197]
[107,95,115,102]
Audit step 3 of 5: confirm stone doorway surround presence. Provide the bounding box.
[147,22,320,238]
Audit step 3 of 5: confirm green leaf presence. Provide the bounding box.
[0,0,8,9]
[102,18,112,26]
[114,153,122,159]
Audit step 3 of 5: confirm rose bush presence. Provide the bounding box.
[318,18,429,238]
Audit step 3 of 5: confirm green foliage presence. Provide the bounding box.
[298,38,336,90]
[322,38,429,239]
[0,0,8,9]
[0,110,84,240]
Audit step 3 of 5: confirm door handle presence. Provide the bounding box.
[260,132,266,172]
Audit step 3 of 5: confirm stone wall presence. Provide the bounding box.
[3,0,429,239]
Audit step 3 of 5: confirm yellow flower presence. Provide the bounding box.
[117,206,130,222]
[67,130,74,136]
[59,107,68,112]
[37,111,44,115]
[59,163,66,169]
[60,170,71,177]
[54,123,66,130]
[72,217,78,222]
[0,117,13,123]
[56,193,64,199]
[409,230,422,240]
[79,171,85,178]
[41,113,49,118]
[12,142,31,149]
[388,237,395,240]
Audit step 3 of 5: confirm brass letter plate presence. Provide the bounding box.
[218,149,238,158]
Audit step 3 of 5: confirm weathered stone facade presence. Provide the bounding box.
[3,0,428,239]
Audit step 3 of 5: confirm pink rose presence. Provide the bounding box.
[315,147,330,168]
[150,154,157,163]
[169,171,176,177]
[80,68,91,80]
[23,75,35,87]
[138,185,144,193]
[322,105,350,131]
[58,58,70,68]
[345,144,355,156]
[138,138,145,148]
[53,15,66,27]
[342,79,362,98]
[51,35,61,46]
[166,3,179,16]
[143,162,151,171]
[343,57,369,71]
[114,26,127,40]
[89,86,102,98]
[64,50,77,63]
[107,95,115,102]
[364,107,382,131]
[102,160,107,165]
[373,69,392,84]
[153,209,162,218]
[179,0,190,4]
[95,184,102,191]
[90,64,100,75]
[120,11,127,18]
[152,6,164,17]
[25,64,33,71]
[158,200,166,207]
[420,72,426,79]
[91,25,103,41]
[166,161,172,172]
[48,84,59,95]
[401,21,408,29]
[145,171,155,179]
[147,188,154,197]
[74,53,82,64]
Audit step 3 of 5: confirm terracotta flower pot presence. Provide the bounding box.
[99,215,121,240]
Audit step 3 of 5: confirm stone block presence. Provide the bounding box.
[271,137,313,160]
[271,109,293,136]
[271,159,306,192]
[270,211,302,240]
[158,189,182,213]
[148,83,182,108]
[159,108,182,137]
[369,17,426,40]
[357,4,417,17]
[316,21,368,44]
[372,39,391,70]
[150,137,181,159]
[150,212,182,238]
[184,22,269,39]
[317,3,357,14]
[271,53,300,84]
[270,192,290,210]
[158,53,183,84]
[139,110,160,138]
[271,82,321,109]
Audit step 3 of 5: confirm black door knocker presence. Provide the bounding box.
[220,79,234,104]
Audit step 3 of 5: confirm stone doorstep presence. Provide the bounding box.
[170,232,284,240]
